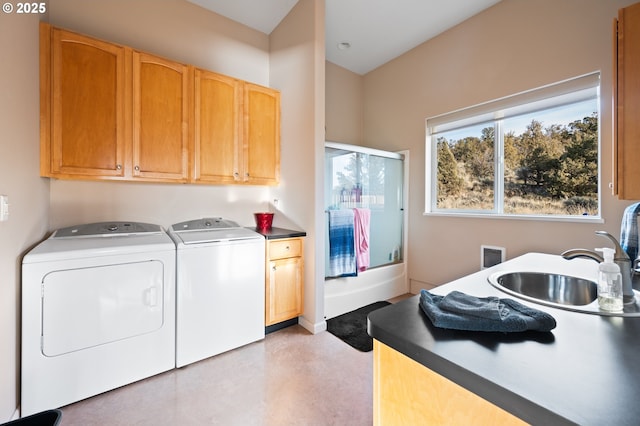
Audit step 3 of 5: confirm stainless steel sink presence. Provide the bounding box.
[488,271,640,317]
[493,272,597,305]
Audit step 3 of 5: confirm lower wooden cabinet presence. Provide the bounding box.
[265,238,304,326]
[373,340,526,426]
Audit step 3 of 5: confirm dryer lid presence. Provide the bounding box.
[53,222,164,238]
[170,217,240,232]
[23,222,174,264]
[174,227,262,245]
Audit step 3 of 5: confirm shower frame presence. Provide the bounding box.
[323,141,409,319]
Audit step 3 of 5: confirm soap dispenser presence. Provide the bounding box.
[595,247,623,312]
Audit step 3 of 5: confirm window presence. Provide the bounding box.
[426,72,600,220]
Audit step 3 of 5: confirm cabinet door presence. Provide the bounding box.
[373,341,526,425]
[133,52,190,181]
[193,69,242,183]
[267,256,303,325]
[244,83,280,185]
[49,28,126,177]
[616,3,640,200]
[615,3,640,200]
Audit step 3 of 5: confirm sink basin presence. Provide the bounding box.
[488,271,640,317]
[492,272,596,306]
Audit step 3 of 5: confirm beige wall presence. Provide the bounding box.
[325,61,363,144]
[0,10,50,420]
[363,0,640,288]
[270,0,326,330]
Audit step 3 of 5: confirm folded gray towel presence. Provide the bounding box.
[419,290,556,332]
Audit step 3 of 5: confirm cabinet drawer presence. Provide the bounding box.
[269,239,302,260]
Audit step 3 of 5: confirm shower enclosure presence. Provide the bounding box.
[324,142,408,319]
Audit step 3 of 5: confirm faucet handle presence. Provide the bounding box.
[595,231,630,261]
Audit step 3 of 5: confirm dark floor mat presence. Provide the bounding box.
[326,301,391,352]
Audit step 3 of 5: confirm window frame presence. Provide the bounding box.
[424,72,602,223]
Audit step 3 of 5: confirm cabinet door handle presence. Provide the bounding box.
[272,265,277,272]
[134,165,140,172]
[116,164,122,170]
[285,245,290,251]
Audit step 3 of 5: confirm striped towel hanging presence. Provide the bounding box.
[328,209,357,278]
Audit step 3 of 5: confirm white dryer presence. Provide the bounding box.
[169,218,265,368]
[21,222,176,416]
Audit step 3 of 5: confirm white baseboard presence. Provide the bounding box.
[298,316,326,334]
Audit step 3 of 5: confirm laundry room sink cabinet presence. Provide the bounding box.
[265,236,305,326]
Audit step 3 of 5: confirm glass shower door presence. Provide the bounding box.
[324,142,404,277]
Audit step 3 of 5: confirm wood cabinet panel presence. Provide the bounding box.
[267,257,304,325]
[41,23,280,186]
[194,74,280,185]
[373,341,526,426]
[193,70,241,183]
[266,237,304,326]
[268,239,302,259]
[615,2,640,199]
[244,84,280,185]
[48,25,126,177]
[133,52,190,181]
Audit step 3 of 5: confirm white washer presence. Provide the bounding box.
[169,218,265,368]
[21,222,176,416]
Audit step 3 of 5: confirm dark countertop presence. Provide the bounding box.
[368,253,640,426]
[251,227,306,240]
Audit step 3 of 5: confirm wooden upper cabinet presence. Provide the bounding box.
[193,69,241,183]
[244,83,281,185]
[41,23,280,186]
[193,72,280,185]
[46,25,126,178]
[132,52,190,181]
[615,2,640,200]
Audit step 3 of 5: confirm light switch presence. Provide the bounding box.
[0,195,8,222]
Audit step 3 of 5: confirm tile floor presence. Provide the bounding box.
[57,296,420,426]
[59,295,415,425]
[60,325,372,425]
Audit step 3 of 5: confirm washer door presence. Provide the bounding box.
[41,260,164,357]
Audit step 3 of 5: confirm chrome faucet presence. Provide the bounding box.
[561,231,636,304]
